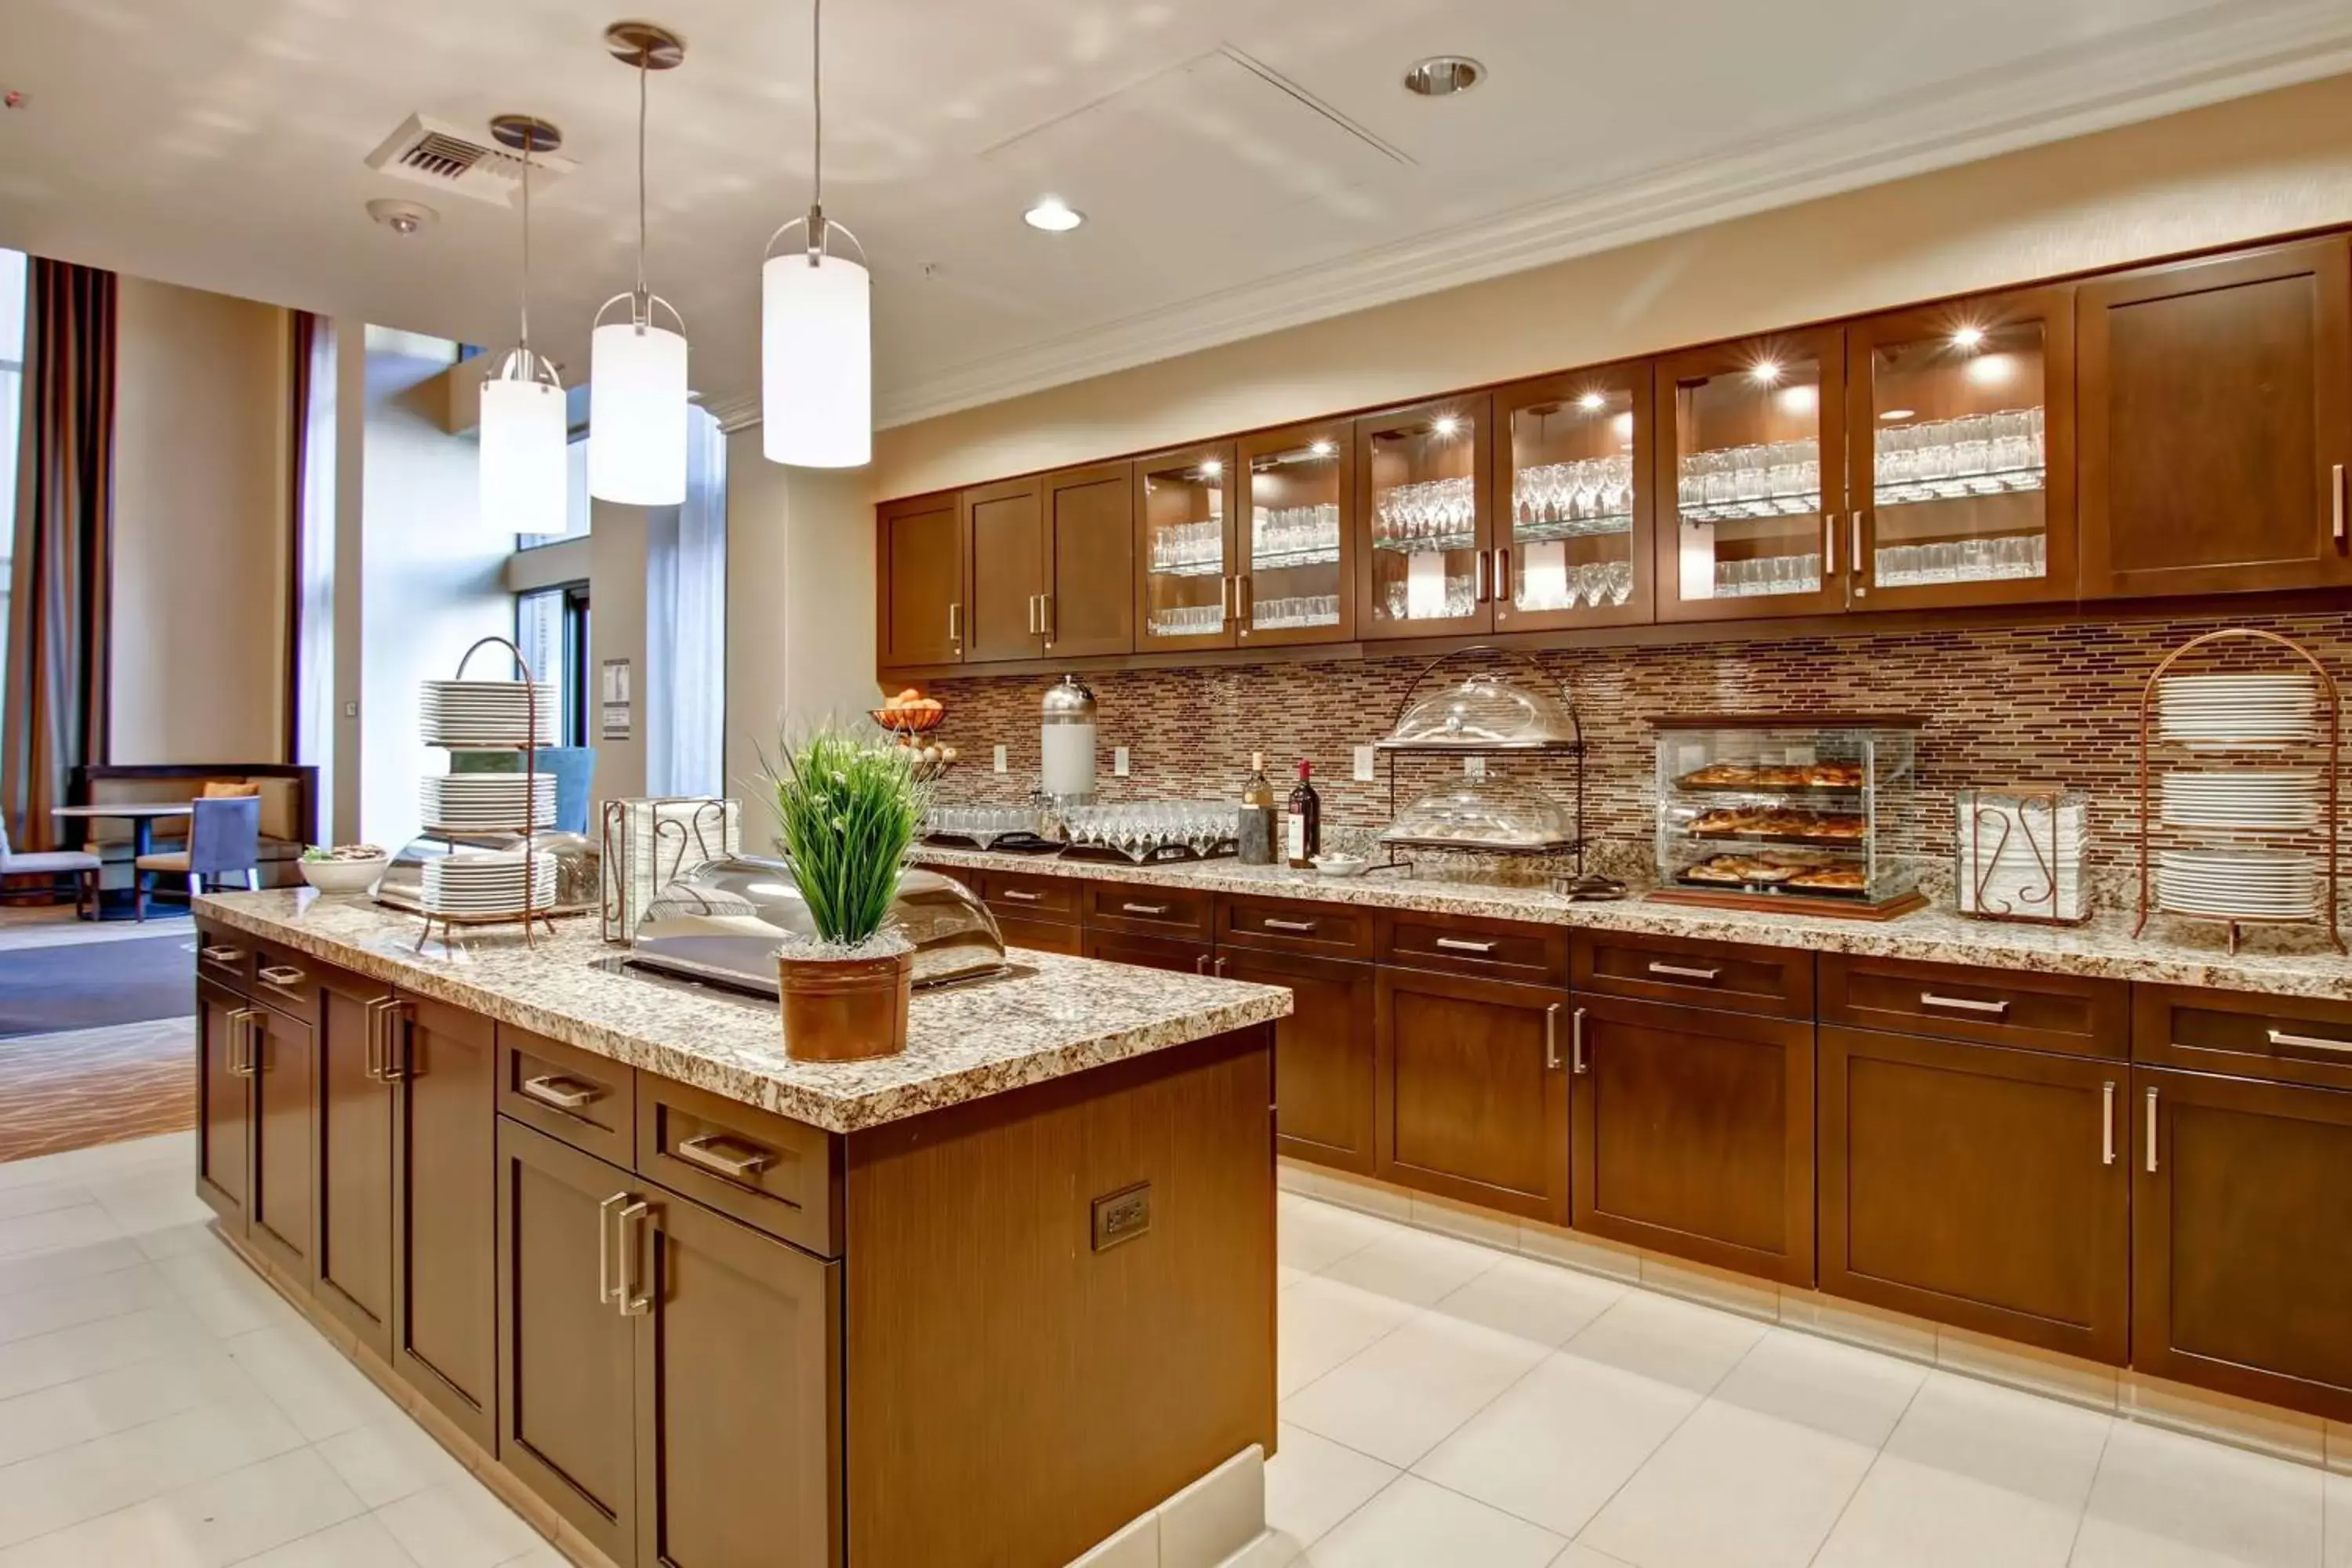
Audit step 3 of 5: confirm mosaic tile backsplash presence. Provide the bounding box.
[913,609,2352,915]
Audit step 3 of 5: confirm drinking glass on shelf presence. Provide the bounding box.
[1604,559,1634,606]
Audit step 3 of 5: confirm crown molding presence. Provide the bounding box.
[728,2,2352,437]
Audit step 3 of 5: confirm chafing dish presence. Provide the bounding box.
[375,830,600,916]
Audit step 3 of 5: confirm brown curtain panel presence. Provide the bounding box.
[2,260,116,853]
[282,309,317,763]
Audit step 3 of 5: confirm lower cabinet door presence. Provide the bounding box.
[994,913,1083,956]
[394,996,498,1447]
[195,980,252,1229]
[2135,1065,2352,1420]
[1374,967,1570,1223]
[1081,927,1212,975]
[497,1119,641,1565]
[631,1178,842,1568]
[316,974,397,1356]
[245,1004,317,1283]
[1574,996,1816,1286]
[1221,948,1376,1176]
[1821,1027,2126,1360]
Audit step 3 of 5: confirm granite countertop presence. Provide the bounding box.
[915,847,2352,1003]
[192,891,1292,1134]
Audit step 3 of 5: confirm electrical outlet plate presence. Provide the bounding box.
[1353,745,1375,782]
[1464,756,1486,779]
[993,744,1007,774]
[1113,746,1131,777]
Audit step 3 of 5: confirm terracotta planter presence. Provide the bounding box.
[777,947,914,1062]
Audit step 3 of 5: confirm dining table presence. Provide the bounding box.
[49,803,194,920]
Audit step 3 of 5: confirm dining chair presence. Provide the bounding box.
[135,796,260,920]
[0,815,103,919]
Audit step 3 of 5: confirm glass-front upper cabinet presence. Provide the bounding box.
[1134,443,1239,652]
[1493,363,1654,632]
[1237,419,1355,647]
[1653,328,1847,623]
[1356,395,1494,640]
[1846,286,2074,608]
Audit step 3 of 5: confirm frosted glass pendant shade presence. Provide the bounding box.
[762,249,870,468]
[480,370,569,535]
[587,317,689,504]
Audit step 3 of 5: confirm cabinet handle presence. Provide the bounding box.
[226,1008,253,1076]
[363,996,400,1082]
[378,1001,412,1080]
[598,1192,626,1307]
[1850,514,1866,595]
[1824,512,1837,576]
[2101,1080,2117,1166]
[1237,574,1253,630]
[1435,937,1497,953]
[200,944,245,967]
[1474,550,1490,604]
[999,888,1043,902]
[1572,1006,1588,1075]
[1214,956,1229,978]
[1026,594,1040,636]
[2267,1028,2352,1055]
[257,964,307,990]
[674,1133,774,1181]
[1219,575,1232,622]
[948,601,960,646]
[1647,961,1720,982]
[1196,953,1208,975]
[1544,1003,1562,1070]
[520,1074,600,1112]
[1922,992,2009,1017]
[1263,917,1318,933]
[1493,548,1512,606]
[2335,463,2346,544]
[1041,593,1054,642]
[2145,1087,2159,1174]
[617,1201,652,1317]
[1122,902,1174,916]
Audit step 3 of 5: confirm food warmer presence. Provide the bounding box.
[1649,714,1925,919]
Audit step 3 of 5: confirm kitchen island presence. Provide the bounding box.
[188,890,1293,1568]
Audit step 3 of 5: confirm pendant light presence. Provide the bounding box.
[761,0,871,469]
[588,22,690,505]
[479,114,569,536]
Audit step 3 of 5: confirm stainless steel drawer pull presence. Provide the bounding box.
[1571,1006,1588,1075]
[1647,961,1721,982]
[2267,1028,2352,1055]
[1121,902,1174,916]
[1263,917,1318,933]
[520,1074,600,1112]
[364,996,401,1082]
[1544,1003,1562,1070]
[998,888,1043,902]
[2336,463,2347,543]
[200,945,245,966]
[617,1201,651,1317]
[2145,1087,2159,1174]
[675,1134,774,1181]
[598,1192,627,1306]
[1922,992,2009,1017]
[1435,937,1498,954]
[2101,1080,2116,1166]
[257,965,307,989]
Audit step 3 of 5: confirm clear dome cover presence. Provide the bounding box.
[1380,784,1579,851]
[1377,673,1580,750]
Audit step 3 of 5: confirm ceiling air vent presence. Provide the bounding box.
[364,114,577,206]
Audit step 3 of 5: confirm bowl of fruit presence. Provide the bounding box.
[299,844,390,895]
[872,690,958,781]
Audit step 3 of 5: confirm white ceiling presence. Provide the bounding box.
[6,0,2352,433]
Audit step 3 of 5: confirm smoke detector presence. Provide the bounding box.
[366,198,438,236]
[364,113,577,206]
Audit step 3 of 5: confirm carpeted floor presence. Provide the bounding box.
[0,931,196,1036]
[0,1015,196,1162]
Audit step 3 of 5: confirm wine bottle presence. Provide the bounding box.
[1285,760,1321,868]
[1238,753,1278,866]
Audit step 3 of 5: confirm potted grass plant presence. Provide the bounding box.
[763,724,931,1062]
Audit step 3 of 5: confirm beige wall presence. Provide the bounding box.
[109,276,290,763]
[872,72,2352,501]
[589,498,649,808]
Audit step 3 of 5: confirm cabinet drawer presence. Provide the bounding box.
[2135,985,2352,1093]
[1083,927,1214,975]
[637,1078,839,1258]
[497,1026,635,1167]
[248,942,322,1023]
[1821,954,2125,1060]
[1217,895,1373,959]
[1379,912,1566,985]
[1083,881,1214,940]
[1573,930,1812,1018]
[979,869,1082,924]
[194,921,257,991]
[996,913,1083,956]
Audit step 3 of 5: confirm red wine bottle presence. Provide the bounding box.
[1285,760,1321,869]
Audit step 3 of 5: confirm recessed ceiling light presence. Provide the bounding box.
[1023,197,1084,232]
[366,198,438,236]
[1403,56,1484,97]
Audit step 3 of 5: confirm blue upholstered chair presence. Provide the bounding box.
[135,795,260,920]
[0,815,103,919]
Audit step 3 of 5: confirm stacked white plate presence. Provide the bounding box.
[420,681,560,748]
[2157,674,2320,750]
[2160,771,2321,830]
[2157,849,2319,920]
[421,851,557,916]
[1958,800,2089,920]
[419,774,557,832]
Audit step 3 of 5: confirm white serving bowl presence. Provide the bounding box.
[1313,855,1370,878]
[300,857,387,895]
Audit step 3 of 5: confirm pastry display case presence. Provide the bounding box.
[1650,715,1926,919]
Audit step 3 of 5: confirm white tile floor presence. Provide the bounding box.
[2,1127,2348,1567]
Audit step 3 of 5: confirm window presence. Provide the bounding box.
[0,248,25,709]
[514,583,590,746]
[516,433,592,550]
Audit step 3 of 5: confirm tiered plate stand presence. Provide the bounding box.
[415,637,564,951]
[2134,627,2344,956]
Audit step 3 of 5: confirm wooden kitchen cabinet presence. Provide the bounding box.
[1374,966,1570,1222]
[1490,361,1657,632]
[393,996,498,1448]
[960,477,1046,663]
[1820,1025,2128,1362]
[1222,947,1377,1177]
[1081,926,1213,975]
[2133,1064,2352,1421]
[1356,395,1496,641]
[314,971,397,1357]
[1134,443,1240,653]
[1238,419,1357,647]
[1572,995,1815,1285]
[196,978,252,1231]
[1044,462,1136,659]
[877,491,964,668]
[244,1002,316,1283]
[2078,237,2352,598]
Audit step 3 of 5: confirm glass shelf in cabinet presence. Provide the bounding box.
[1679,492,1824,524]
[1873,466,2044,508]
[1250,544,1342,572]
[1510,512,1634,544]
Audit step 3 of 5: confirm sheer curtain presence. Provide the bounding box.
[644,407,725,797]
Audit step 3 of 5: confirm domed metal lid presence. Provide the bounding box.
[1041,674,1097,720]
